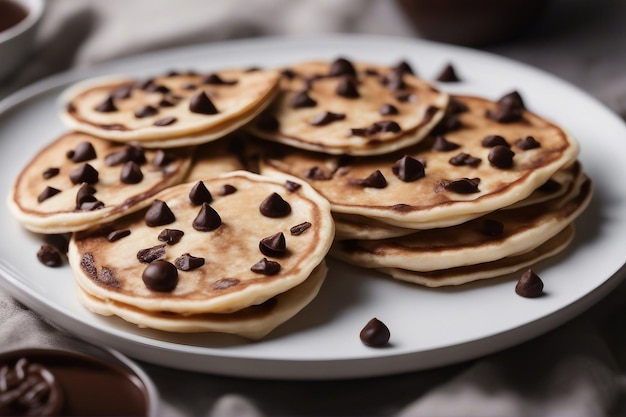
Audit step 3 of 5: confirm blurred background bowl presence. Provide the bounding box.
[0,0,44,81]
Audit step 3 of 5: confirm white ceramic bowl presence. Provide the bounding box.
[0,0,45,81]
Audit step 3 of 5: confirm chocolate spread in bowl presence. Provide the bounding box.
[0,348,152,416]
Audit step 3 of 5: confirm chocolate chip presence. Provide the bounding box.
[219,184,237,195]
[432,135,460,151]
[158,98,176,107]
[375,120,401,133]
[158,228,184,245]
[105,144,146,166]
[482,219,504,236]
[189,91,218,114]
[440,178,480,194]
[71,141,97,162]
[107,229,131,242]
[192,202,221,231]
[381,72,406,91]
[393,60,415,75]
[290,221,312,236]
[37,244,64,267]
[304,166,331,181]
[175,253,205,271]
[251,258,281,275]
[134,105,158,119]
[137,244,166,263]
[120,161,143,184]
[515,269,544,298]
[152,149,175,167]
[145,200,176,227]
[142,260,178,292]
[112,85,132,99]
[486,91,524,123]
[481,135,510,148]
[43,167,60,179]
[154,116,177,126]
[379,103,399,116]
[281,68,298,79]
[432,114,462,134]
[259,193,291,218]
[392,155,425,182]
[212,278,240,290]
[146,84,170,94]
[488,145,515,169]
[499,91,525,110]
[78,199,104,211]
[360,318,390,347]
[136,78,155,90]
[37,186,61,203]
[189,181,212,205]
[202,73,237,85]
[259,232,286,258]
[290,90,317,108]
[256,113,279,131]
[436,63,461,82]
[515,136,541,150]
[336,76,360,98]
[310,111,346,126]
[449,152,481,167]
[69,163,99,184]
[75,182,97,209]
[329,57,357,77]
[285,180,301,192]
[349,170,387,188]
[94,95,117,112]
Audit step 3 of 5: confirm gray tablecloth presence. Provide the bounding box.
[2,1,626,416]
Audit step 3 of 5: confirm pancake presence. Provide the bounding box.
[7,131,193,233]
[260,94,580,229]
[247,58,449,155]
[182,136,246,183]
[60,68,280,147]
[75,261,327,340]
[68,170,335,314]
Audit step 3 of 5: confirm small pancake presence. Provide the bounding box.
[377,226,574,287]
[247,58,449,155]
[182,136,246,183]
[330,174,591,272]
[7,131,193,233]
[260,94,580,229]
[60,68,280,147]
[75,261,327,340]
[68,170,334,314]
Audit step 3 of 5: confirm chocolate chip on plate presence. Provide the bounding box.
[189,181,213,205]
[360,318,390,347]
[158,228,184,245]
[142,260,178,292]
[94,95,117,113]
[189,91,218,115]
[107,229,131,242]
[120,161,143,184]
[259,232,287,258]
[69,163,99,185]
[515,269,544,298]
[488,145,515,169]
[329,57,357,77]
[515,135,541,150]
[259,193,291,218]
[449,152,481,167]
[290,90,317,108]
[393,60,415,75]
[192,202,222,231]
[436,63,461,82]
[310,111,346,126]
[440,178,480,194]
[392,155,425,182]
[37,244,64,267]
[134,105,158,119]
[432,135,460,151]
[144,200,176,227]
[136,244,166,264]
[37,186,61,203]
[174,253,205,271]
[336,76,360,98]
[481,134,510,148]
[350,170,388,189]
[250,258,281,275]
[71,141,97,162]
[290,221,312,236]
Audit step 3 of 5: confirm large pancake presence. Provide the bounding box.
[247,58,449,155]
[68,171,334,314]
[75,261,327,340]
[260,94,580,229]
[60,68,280,146]
[7,131,193,233]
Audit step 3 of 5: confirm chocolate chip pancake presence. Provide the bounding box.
[68,170,334,314]
[7,131,193,233]
[260,93,580,229]
[60,68,280,147]
[75,261,327,339]
[247,57,449,155]
[330,173,591,275]
[182,135,246,183]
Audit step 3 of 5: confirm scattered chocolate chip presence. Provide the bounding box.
[134,105,158,119]
[488,145,515,169]
[259,232,287,258]
[79,200,104,211]
[94,95,117,112]
[42,167,60,179]
[189,91,218,114]
[349,170,388,188]
[189,181,213,205]
[515,135,541,150]
[379,103,399,116]
[481,135,510,148]
[351,120,401,137]
[175,253,205,271]
[329,57,357,77]
[219,184,237,195]
[37,244,64,267]
[192,202,221,231]
[212,278,240,290]
[144,200,176,227]
[136,78,155,90]
[290,221,312,236]
[158,98,176,108]
[75,182,97,208]
[158,228,184,245]
[37,186,61,203]
[202,73,238,85]
[432,114,462,134]
[136,244,166,263]
[290,90,317,108]
[142,260,178,292]
[440,178,480,194]
[154,116,177,126]
[112,84,133,99]
[260,193,291,218]
[393,60,415,75]
[107,229,131,242]
[515,269,544,298]
[360,318,390,347]
[152,149,175,167]
[482,219,504,236]
[392,155,425,182]
[381,72,406,91]
[285,180,301,192]
[449,152,481,167]
[120,161,143,184]
[486,91,525,123]
[71,141,97,162]
[336,76,360,98]
[256,113,279,131]
[310,111,346,126]
[436,63,461,82]
[304,166,331,181]
[146,84,170,94]
[251,258,281,275]
[499,90,525,110]
[105,144,146,166]
[69,163,99,184]
[432,135,460,151]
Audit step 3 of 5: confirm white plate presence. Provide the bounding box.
[1,35,625,380]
